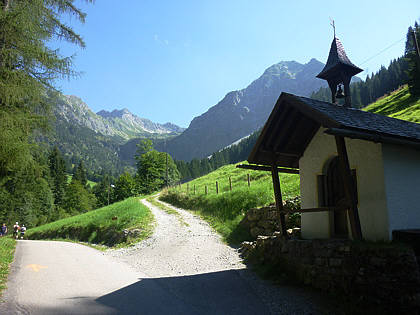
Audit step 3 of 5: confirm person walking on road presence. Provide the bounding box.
[13,222,20,239]
[20,225,26,239]
[0,223,7,236]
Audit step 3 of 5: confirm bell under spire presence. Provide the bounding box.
[316,36,363,107]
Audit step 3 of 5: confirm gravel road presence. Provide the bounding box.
[105,196,336,314]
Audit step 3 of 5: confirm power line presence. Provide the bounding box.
[359,37,405,67]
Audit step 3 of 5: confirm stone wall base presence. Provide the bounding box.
[241,234,420,313]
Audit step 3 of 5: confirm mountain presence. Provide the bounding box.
[44,93,184,178]
[96,108,184,138]
[56,95,184,141]
[162,59,328,161]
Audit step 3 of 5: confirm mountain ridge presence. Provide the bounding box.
[161,58,328,161]
[55,94,184,140]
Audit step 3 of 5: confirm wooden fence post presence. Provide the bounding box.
[229,176,232,192]
[194,184,196,195]
[247,174,250,187]
[216,181,219,194]
[205,185,208,195]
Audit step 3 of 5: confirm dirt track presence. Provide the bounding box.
[106,197,335,314]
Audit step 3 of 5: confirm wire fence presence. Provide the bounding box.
[170,174,255,196]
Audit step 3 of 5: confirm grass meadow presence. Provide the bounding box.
[160,162,299,245]
[26,197,154,247]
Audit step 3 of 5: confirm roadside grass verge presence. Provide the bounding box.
[0,237,16,296]
[160,162,299,245]
[26,197,154,247]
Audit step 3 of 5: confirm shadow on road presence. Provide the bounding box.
[95,269,270,314]
[21,269,336,314]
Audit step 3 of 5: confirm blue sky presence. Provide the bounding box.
[56,0,420,127]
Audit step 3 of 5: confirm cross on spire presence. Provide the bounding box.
[330,18,336,38]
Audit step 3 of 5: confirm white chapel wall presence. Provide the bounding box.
[300,128,390,241]
[382,143,420,238]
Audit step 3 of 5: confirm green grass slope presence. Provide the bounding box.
[160,162,299,244]
[0,237,15,296]
[26,197,154,247]
[364,85,420,122]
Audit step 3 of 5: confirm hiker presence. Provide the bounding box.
[0,223,7,236]
[13,222,20,239]
[20,224,26,239]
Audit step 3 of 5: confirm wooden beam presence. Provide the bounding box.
[271,164,287,237]
[279,206,349,214]
[236,164,299,174]
[335,136,363,240]
[325,128,420,151]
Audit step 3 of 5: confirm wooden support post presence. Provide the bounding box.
[194,184,196,195]
[271,164,287,237]
[216,181,219,194]
[335,136,363,240]
[205,185,208,195]
[247,174,250,187]
[229,176,232,192]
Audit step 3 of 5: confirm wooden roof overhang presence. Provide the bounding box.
[245,92,364,240]
[248,92,341,168]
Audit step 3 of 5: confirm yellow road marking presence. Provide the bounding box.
[26,264,48,272]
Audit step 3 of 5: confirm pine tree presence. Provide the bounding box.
[48,146,67,206]
[405,23,420,97]
[93,174,114,207]
[73,161,88,187]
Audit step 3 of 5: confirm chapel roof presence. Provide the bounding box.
[248,93,420,168]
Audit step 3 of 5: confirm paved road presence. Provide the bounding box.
[0,240,271,315]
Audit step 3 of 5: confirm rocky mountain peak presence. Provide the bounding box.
[97,108,132,119]
[55,95,184,140]
[164,58,328,161]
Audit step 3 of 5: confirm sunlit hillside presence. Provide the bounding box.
[364,85,420,123]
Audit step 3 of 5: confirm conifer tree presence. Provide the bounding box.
[73,161,88,187]
[48,146,67,205]
[405,23,420,97]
